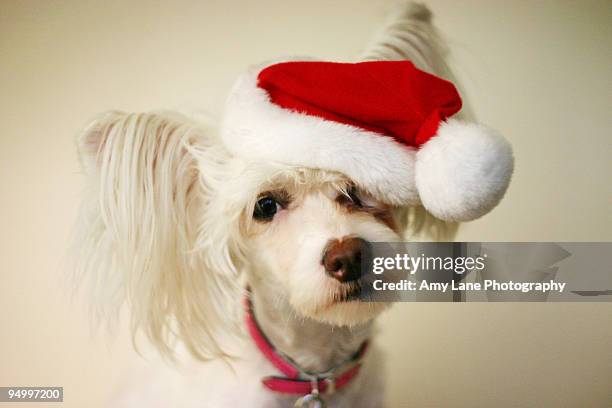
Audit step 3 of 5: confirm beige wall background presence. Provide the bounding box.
[1,1,610,407]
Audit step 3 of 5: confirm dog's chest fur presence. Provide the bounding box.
[110,325,385,408]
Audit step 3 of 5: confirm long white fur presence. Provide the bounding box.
[74,3,467,407]
[75,111,241,360]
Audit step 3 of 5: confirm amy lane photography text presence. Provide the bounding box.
[372,279,567,293]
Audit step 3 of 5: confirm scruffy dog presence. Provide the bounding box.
[74,3,512,407]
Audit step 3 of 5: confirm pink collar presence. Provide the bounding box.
[244,291,369,398]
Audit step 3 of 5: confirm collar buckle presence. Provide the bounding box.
[294,377,326,408]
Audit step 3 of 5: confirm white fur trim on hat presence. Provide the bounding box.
[220,65,420,206]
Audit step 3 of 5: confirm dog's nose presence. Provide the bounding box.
[322,237,367,282]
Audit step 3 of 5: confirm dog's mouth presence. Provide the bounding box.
[333,281,362,303]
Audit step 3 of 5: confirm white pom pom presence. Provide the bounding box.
[415,119,514,221]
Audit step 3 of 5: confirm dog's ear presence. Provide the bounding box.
[360,2,476,122]
[360,3,455,86]
[74,111,239,360]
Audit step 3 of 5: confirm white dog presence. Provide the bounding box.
[74,3,512,407]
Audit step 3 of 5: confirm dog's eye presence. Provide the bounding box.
[253,196,281,221]
[337,185,380,210]
[347,186,363,207]
[337,186,363,208]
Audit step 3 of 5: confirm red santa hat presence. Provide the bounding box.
[221,60,513,221]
